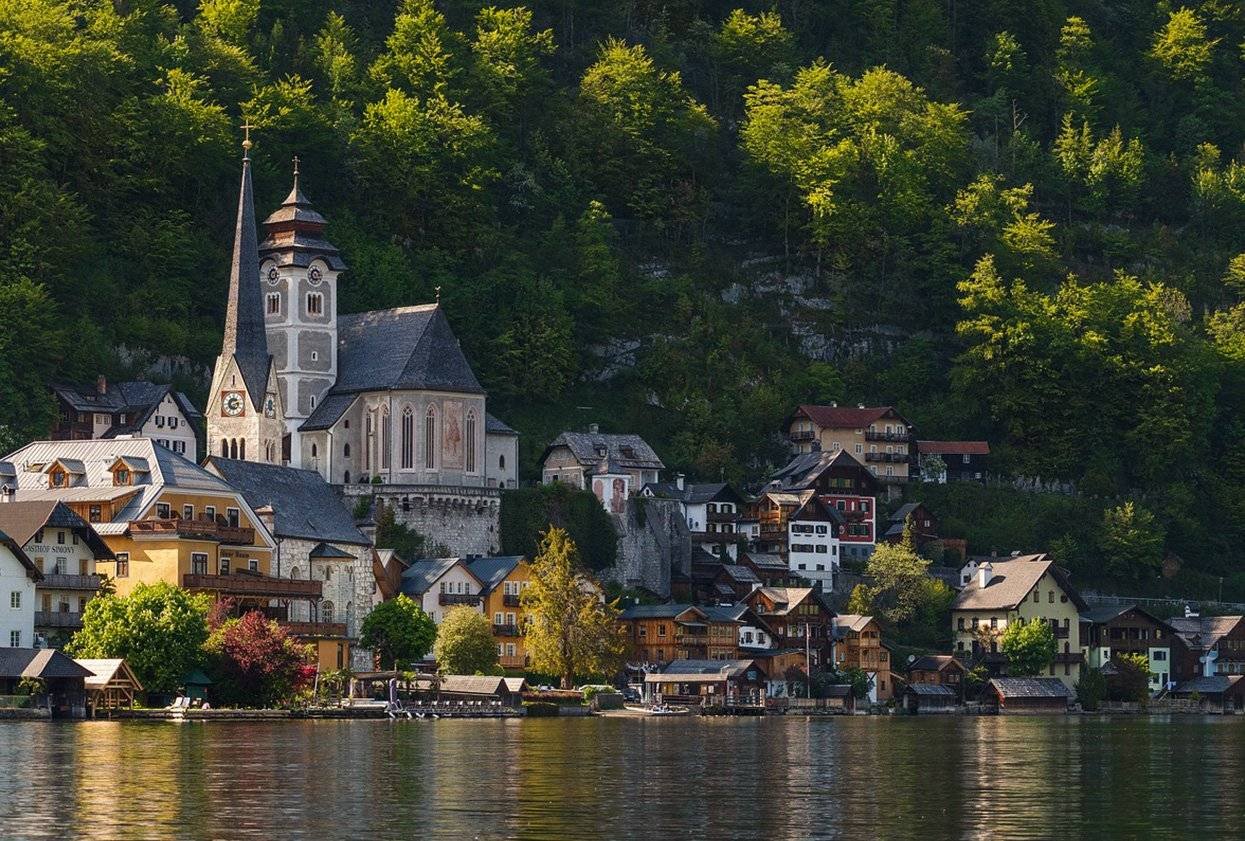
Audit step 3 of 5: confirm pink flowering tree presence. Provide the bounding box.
[204,611,315,708]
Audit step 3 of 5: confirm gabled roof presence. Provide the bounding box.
[766,449,877,493]
[791,495,844,525]
[76,658,144,692]
[0,501,112,559]
[791,404,910,430]
[308,542,356,559]
[917,440,989,456]
[332,305,484,396]
[1,439,235,523]
[1171,675,1245,697]
[618,603,706,621]
[485,414,519,437]
[204,458,368,545]
[740,552,787,571]
[909,655,962,673]
[647,659,759,682]
[951,554,1087,612]
[833,614,876,633]
[718,564,760,584]
[0,648,93,679]
[988,677,1071,699]
[400,557,481,596]
[643,481,742,506]
[1079,604,1174,630]
[466,555,525,595]
[750,587,821,616]
[1168,615,1244,651]
[438,675,514,696]
[543,432,664,471]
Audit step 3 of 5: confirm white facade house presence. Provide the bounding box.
[399,558,484,625]
[0,534,38,649]
[50,379,201,458]
[787,496,842,591]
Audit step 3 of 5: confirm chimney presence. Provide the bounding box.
[978,562,993,588]
[96,375,107,395]
[0,485,13,503]
[254,504,276,535]
[675,473,685,491]
[587,423,599,434]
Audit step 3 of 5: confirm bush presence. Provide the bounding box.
[523,701,560,717]
[1076,668,1106,711]
[499,484,618,570]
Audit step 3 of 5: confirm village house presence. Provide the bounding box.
[750,490,812,556]
[204,458,378,670]
[642,479,744,560]
[399,557,485,625]
[951,554,1087,690]
[906,654,968,694]
[738,551,800,588]
[643,658,766,706]
[831,614,893,702]
[785,404,915,486]
[881,502,940,549]
[618,603,742,665]
[787,495,842,591]
[745,587,834,669]
[1079,605,1176,694]
[0,501,113,647]
[0,649,93,718]
[1168,614,1245,683]
[467,555,532,670]
[541,427,664,513]
[0,527,38,650]
[765,449,880,562]
[916,440,989,484]
[711,562,762,603]
[987,677,1072,714]
[49,378,201,459]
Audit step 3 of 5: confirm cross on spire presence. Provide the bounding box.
[291,154,300,190]
[240,121,254,159]
[435,285,442,303]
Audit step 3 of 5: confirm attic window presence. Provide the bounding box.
[620,446,636,459]
[49,468,68,489]
[114,468,131,486]
[595,445,606,457]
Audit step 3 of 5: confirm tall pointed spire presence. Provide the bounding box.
[221,126,271,411]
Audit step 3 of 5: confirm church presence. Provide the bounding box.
[207,139,517,555]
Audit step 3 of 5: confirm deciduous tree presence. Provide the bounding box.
[360,594,437,669]
[433,606,498,675]
[1000,618,1056,677]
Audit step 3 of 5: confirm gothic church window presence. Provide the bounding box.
[425,406,436,469]
[381,408,391,470]
[401,408,414,469]
[466,410,477,473]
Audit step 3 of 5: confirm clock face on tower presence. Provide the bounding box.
[264,395,276,418]
[222,392,245,417]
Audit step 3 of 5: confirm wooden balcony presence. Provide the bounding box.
[789,430,816,442]
[35,610,84,629]
[132,517,255,546]
[281,620,348,638]
[676,634,710,646]
[1052,625,1070,639]
[439,593,482,606]
[864,452,908,464]
[499,654,528,669]
[502,593,521,607]
[493,623,519,637]
[38,573,103,591]
[1053,652,1084,665]
[183,573,322,600]
[864,430,910,442]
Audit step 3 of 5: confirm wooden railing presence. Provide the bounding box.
[131,518,255,546]
[502,594,521,607]
[34,610,84,629]
[493,624,519,637]
[39,573,102,591]
[183,573,322,599]
[281,621,348,638]
[440,593,482,606]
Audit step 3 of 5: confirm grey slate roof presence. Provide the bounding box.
[643,481,741,505]
[485,414,519,436]
[221,156,272,411]
[767,449,875,492]
[909,655,959,672]
[648,659,758,682]
[1171,675,1244,696]
[400,558,466,596]
[543,432,664,471]
[890,503,921,522]
[300,393,357,432]
[204,458,368,546]
[466,555,524,594]
[0,648,93,679]
[259,173,348,271]
[719,564,760,584]
[309,542,356,559]
[618,603,703,620]
[952,554,1088,612]
[988,677,1072,698]
[0,501,112,559]
[332,305,484,396]
[51,380,202,436]
[906,683,956,697]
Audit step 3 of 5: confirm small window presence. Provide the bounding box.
[227,508,240,528]
[183,504,194,520]
[156,503,171,519]
[205,506,216,520]
[56,531,65,545]
[311,351,319,362]
[116,553,129,578]
[10,591,20,609]
[9,630,19,647]
[266,292,280,315]
[248,558,259,572]
[306,292,323,316]
[88,506,101,523]
[191,553,208,575]
[219,558,230,576]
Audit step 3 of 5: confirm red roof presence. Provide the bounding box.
[917,440,990,455]
[791,404,906,430]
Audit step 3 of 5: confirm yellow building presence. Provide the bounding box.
[466,556,532,671]
[950,553,1087,689]
[0,439,332,652]
[785,404,914,484]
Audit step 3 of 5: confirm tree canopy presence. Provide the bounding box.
[1000,619,1057,677]
[432,606,499,675]
[359,594,437,669]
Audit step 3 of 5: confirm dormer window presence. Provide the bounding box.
[114,468,130,486]
[49,469,68,488]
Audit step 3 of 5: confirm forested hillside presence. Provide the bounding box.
[2,1,1244,591]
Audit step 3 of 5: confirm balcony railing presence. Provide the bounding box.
[499,654,528,669]
[132,518,255,546]
[676,634,710,646]
[1052,625,1070,639]
[864,452,908,463]
[864,430,911,442]
[38,573,103,591]
[439,593,482,606]
[281,620,348,638]
[789,430,816,442]
[502,594,521,607]
[183,573,322,600]
[493,624,519,637]
[706,510,737,523]
[35,610,84,629]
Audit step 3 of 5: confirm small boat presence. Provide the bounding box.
[643,704,691,717]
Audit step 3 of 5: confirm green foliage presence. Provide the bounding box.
[432,606,498,675]
[1000,619,1056,677]
[1075,667,1106,711]
[499,484,617,571]
[359,594,437,669]
[1107,653,1152,704]
[853,525,930,625]
[67,582,212,694]
[203,611,313,707]
[1099,502,1165,582]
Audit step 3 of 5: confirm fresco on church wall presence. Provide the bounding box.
[443,400,464,469]
[611,478,626,513]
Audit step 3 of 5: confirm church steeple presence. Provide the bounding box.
[221,125,270,411]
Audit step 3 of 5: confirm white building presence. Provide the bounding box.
[787,496,842,591]
[399,557,484,625]
[642,479,745,560]
[0,532,38,649]
[50,379,201,458]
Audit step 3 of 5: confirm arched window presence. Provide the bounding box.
[400,408,414,469]
[499,454,505,470]
[324,566,332,581]
[229,439,237,459]
[221,440,229,457]
[311,443,318,459]
[343,443,351,458]
[381,408,391,470]
[424,405,436,469]
[290,566,300,580]
[239,438,246,460]
[343,470,350,484]
[364,411,374,471]
[465,410,477,473]
[321,601,333,623]
[345,601,353,636]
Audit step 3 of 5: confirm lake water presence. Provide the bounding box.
[1,716,1242,839]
